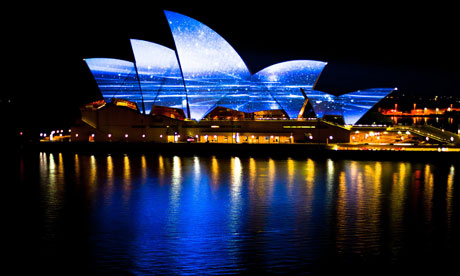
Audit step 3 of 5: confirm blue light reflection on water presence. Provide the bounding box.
[30,153,459,274]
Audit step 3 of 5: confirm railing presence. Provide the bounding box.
[391,125,454,144]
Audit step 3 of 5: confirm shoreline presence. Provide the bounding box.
[18,142,460,162]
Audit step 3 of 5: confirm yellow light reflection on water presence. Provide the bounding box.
[230,157,243,200]
[123,154,131,181]
[287,158,295,192]
[89,154,97,183]
[85,155,97,197]
[268,158,275,184]
[390,162,410,240]
[39,152,64,220]
[372,162,383,216]
[248,157,257,192]
[49,153,56,184]
[229,157,243,233]
[305,158,315,189]
[158,155,165,185]
[336,170,347,253]
[447,165,455,228]
[39,152,48,180]
[107,155,113,186]
[48,153,58,189]
[211,156,219,189]
[171,156,182,201]
[141,155,147,182]
[365,162,383,240]
[58,153,64,175]
[326,159,334,194]
[74,154,80,180]
[169,156,182,216]
[424,164,434,224]
[267,158,275,198]
[122,154,132,203]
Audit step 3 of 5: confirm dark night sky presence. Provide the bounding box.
[4,2,460,129]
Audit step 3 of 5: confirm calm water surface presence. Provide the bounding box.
[17,152,459,274]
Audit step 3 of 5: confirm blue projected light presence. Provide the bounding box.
[85,10,394,125]
[252,60,327,118]
[85,58,143,112]
[130,39,187,115]
[164,10,252,120]
[307,88,396,125]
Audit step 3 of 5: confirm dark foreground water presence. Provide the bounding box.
[13,152,460,274]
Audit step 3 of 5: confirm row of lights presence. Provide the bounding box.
[40,129,71,135]
[85,133,151,138]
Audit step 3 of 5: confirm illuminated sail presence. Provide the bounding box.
[307,88,396,125]
[85,58,143,112]
[131,39,186,115]
[165,10,251,120]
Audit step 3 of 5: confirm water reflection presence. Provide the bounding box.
[424,164,434,224]
[106,155,113,186]
[170,155,182,213]
[32,153,459,274]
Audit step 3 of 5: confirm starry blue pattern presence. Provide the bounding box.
[307,88,396,125]
[85,11,394,125]
[85,58,144,112]
[130,39,187,115]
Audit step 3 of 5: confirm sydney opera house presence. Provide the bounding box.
[72,10,396,144]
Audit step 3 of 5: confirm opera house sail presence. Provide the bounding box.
[84,10,395,125]
[130,39,187,115]
[165,10,252,120]
[85,58,143,112]
[306,88,396,125]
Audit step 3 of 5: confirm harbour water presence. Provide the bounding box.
[16,152,459,274]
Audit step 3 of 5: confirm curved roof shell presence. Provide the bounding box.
[85,11,395,125]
